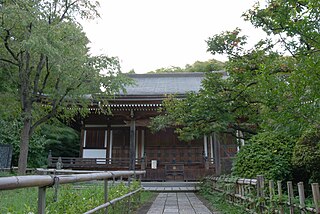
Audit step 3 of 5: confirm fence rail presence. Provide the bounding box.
[48,157,143,169]
[0,170,146,214]
[205,175,320,214]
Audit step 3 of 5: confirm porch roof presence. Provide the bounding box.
[119,72,205,96]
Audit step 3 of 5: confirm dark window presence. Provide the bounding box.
[85,129,105,149]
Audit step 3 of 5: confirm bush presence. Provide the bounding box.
[292,127,320,184]
[232,131,295,181]
[1,180,144,214]
[0,119,46,167]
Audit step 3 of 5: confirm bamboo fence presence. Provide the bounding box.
[206,175,320,214]
[0,170,146,214]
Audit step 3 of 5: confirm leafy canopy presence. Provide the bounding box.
[0,0,131,173]
[151,0,320,182]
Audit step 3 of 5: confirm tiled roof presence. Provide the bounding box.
[120,72,205,96]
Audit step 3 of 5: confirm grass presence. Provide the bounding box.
[199,191,247,214]
[140,190,155,204]
[198,180,247,214]
[0,171,16,177]
[0,180,154,214]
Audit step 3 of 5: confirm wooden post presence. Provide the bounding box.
[277,181,284,214]
[139,174,142,204]
[141,157,145,170]
[297,182,305,214]
[203,135,208,159]
[204,158,209,170]
[128,176,132,213]
[129,110,136,170]
[209,135,214,164]
[213,133,221,176]
[312,183,320,213]
[38,187,46,214]
[104,179,108,214]
[256,175,265,213]
[47,150,52,167]
[287,181,294,214]
[269,180,275,212]
[109,130,113,164]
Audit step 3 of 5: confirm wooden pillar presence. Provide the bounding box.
[80,127,85,157]
[141,130,145,158]
[236,130,245,152]
[214,133,221,176]
[129,110,136,170]
[209,135,214,164]
[203,135,208,158]
[109,130,113,164]
[204,135,209,170]
[83,130,87,148]
[135,130,139,163]
[81,130,87,158]
[104,130,108,148]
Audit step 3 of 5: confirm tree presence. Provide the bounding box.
[233,131,295,181]
[151,0,320,181]
[0,0,129,174]
[147,59,225,74]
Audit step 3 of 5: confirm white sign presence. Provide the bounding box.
[151,160,157,169]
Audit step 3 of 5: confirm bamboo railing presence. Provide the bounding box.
[0,170,146,214]
[205,175,320,213]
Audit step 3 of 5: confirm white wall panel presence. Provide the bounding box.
[83,149,106,164]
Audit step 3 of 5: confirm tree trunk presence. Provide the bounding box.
[17,116,31,175]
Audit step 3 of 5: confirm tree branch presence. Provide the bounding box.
[33,54,46,97]
[230,124,258,135]
[59,0,79,22]
[4,29,18,61]
[0,58,19,66]
[30,81,83,133]
[39,56,51,95]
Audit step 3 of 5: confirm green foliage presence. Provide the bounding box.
[198,179,247,214]
[0,118,46,167]
[0,117,81,167]
[185,59,225,72]
[292,126,320,183]
[206,28,248,57]
[0,0,132,173]
[147,59,225,73]
[42,122,80,157]
[233,132,295,181]
[151,0,320,183]
[0,180,145,214]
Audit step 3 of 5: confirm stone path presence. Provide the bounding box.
[143,186,199,192]
[146,192,216,214]
[142,181,199,192]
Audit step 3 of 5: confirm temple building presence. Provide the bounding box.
[48,72,237,181]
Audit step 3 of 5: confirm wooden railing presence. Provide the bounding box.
[48,157,141,169]
[48,156,214,169]
[204,175,320,213]
[0,170,145,214]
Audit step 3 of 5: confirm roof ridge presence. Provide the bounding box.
[125,72,205,78]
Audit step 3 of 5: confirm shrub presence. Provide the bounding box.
[292,127,320,184]
[232,131,295,181]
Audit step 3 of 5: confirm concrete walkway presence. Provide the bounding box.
[146,192,216,214]
[142,182,199,192]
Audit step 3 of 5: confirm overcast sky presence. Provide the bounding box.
[82,0,266,74]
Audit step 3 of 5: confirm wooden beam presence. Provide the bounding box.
[129,110,136,170]
[214,133,221,176]
[109,130,113,164]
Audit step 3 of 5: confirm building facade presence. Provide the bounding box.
[49,73,237,181]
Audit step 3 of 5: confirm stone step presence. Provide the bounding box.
[143,186,199,192]
[142,181,199,187]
